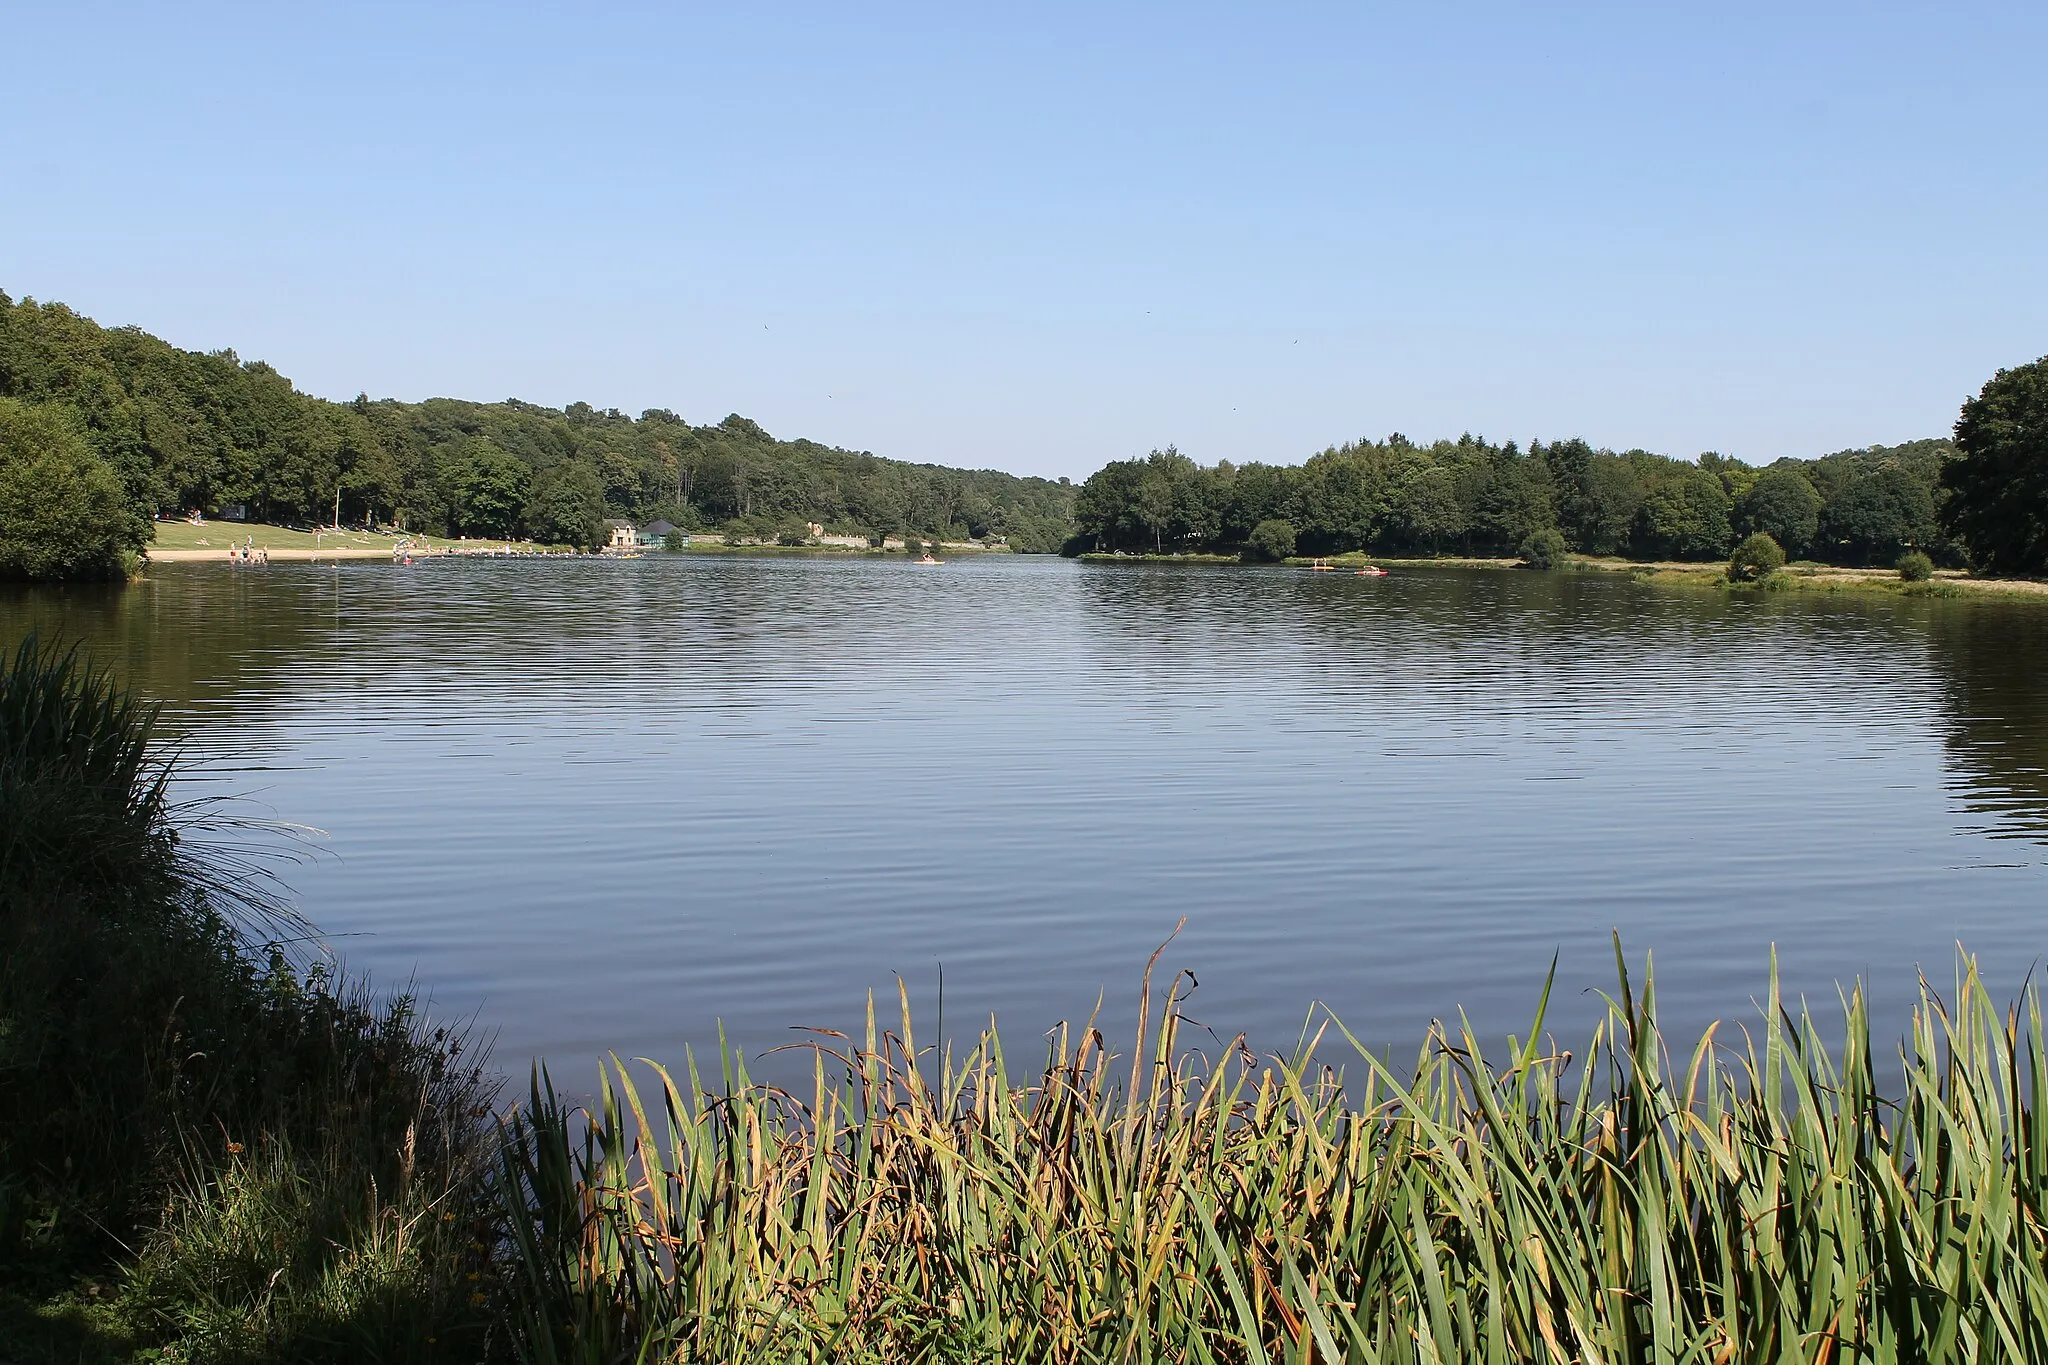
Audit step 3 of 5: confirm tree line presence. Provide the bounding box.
[0,291,1078,558]
[6,286,2046,584]
[1066,433,1961,567]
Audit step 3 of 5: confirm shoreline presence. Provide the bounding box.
[147,545,569,563]
[1078,548,2048,598]
[668,539,1008,556]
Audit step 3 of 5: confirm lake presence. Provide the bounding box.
[7,554,2046,1081]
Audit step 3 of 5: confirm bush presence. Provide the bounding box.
[1519,527,1570,570]
[904,537,925,557]
[1897,550,1935,582]
[1728,531,1787,583]
[1243,519,1296,563]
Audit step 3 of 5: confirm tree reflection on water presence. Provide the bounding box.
[1928,599,2048,845]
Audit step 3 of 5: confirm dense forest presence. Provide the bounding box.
[1064,433,1959,566]
[0,292,1077,552]
[0,288,1991,577]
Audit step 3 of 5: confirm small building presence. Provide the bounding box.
[640,519,677,550]
[606,520,638,552]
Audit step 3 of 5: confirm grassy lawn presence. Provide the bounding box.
[147,521,533,553]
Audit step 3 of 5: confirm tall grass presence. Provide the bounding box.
[0,632,179,906]
[503,939,2048,1363]
[0,634,501,1362]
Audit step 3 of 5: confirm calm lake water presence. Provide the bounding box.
[7,555,2047,1079]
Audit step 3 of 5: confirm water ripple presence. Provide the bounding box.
[4,555,2044,1077]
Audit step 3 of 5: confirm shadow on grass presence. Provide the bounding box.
[0,1284,139,1365]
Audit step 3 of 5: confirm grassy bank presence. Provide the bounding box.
[149,521,467,554]
[6,638,2047,1362]
[0,636,499,1363]
[1612,559,2048,600]
[1083,546,2048,601]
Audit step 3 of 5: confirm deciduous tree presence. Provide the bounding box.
[0,398,149,581]
[1942,356,2048,574]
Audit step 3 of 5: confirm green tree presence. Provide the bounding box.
[0,292,1079,551]
[1244,518,1296,562]
[1741,466,1822,557]
[1387,463,1463,552]
[1519,527,1569,569]
[1634,468,1732,560]
[1818,464,1936,566]
[1942,356,2048,574]
[0,398,150,582]
[524,459,607,549]
[441,439,530,538]
[1728,532,1786,583]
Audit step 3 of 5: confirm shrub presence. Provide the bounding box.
[1728,531,1787,583]
[1519,527,1570,569]
[904,537,925,557]
[1242,518,1296,562]
[1897,549,1935,581]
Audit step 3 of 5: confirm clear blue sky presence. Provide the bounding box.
[5,2,2042,481]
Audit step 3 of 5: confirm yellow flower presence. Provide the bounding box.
[226,1142,244,1155]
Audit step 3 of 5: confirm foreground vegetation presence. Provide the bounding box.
[0,636,499,1362]
[506,946,2048,1364]
[7,638,2048,1362]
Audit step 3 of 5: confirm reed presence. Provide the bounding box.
[502,938,2048,1363]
